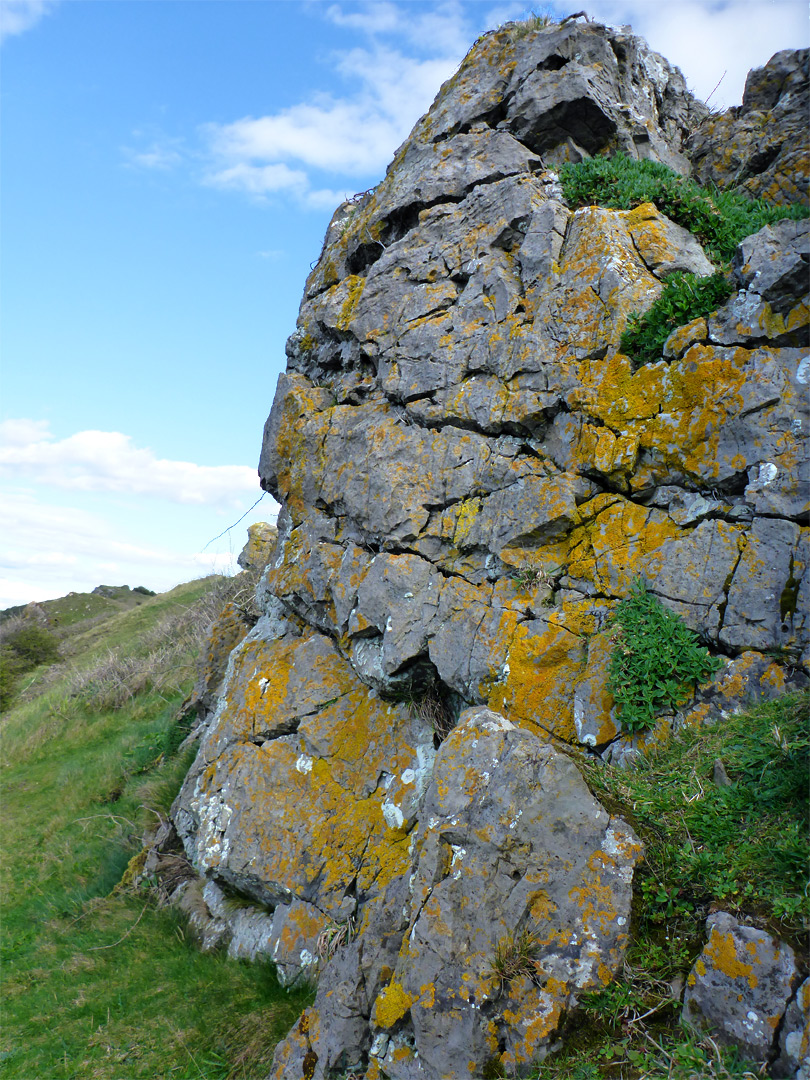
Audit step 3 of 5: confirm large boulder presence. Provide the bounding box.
[683,912,801,1066]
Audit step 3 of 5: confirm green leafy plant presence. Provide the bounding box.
[607,578,721,733]
[558,152,808,262]
[619,269,733,367]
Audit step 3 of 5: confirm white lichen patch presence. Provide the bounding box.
[382,799,405,830]
[295,753,314,774]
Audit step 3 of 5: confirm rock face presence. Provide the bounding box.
[683,912,801,1067]
[171,19,809,1079]
[691,48,809,206]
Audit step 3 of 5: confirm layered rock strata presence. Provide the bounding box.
[172,19,809,1079]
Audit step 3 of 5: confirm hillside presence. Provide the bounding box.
[0,574,310,1079]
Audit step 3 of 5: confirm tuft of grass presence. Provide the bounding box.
[607,579,722,733]
[619,270,733,368]
[558,152,808,263]
[489,927,542,994]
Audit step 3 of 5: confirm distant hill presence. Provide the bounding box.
[0,584,157,630]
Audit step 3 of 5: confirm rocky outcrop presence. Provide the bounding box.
[171,19,808,1079]
[690,48,809,206]
[237,521,278,572]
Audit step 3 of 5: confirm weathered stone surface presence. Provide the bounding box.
[269,708,641,1079]
[369,709,641,1078]
[237,520,278,571]
[683,911,800,1064]
[690,48,809,206]
[733,219,810,313]
[170,20,809,1077]
[173,623,436,914]
[773,976,810,1079]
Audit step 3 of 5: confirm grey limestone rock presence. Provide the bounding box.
[690,48,809,206]
[683,911,800,1065]
[171,22,810,1080]
[773,976,810,1079]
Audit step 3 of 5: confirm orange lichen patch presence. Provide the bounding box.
[209,633,354,750]
[568,870,621,937]
[623,202,684,271]
[264,531,343,624]
[566,496,680,594]
[732,297,808,341]
[197,678,422,911]
[500,984,564,1068]
[373,980,415,1029]
[705,927,759,989]
[268,1007,316,1080]
[528,889,557,924]
[269,376,333,517]
[761,663,787,690]
[489,618,585,743]
[578,351,667,426]
[271,902,327,965]
[664,316,708,359]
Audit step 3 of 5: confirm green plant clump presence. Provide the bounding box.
[619,269,733,368]
[608,579,722,732]
[558,152,809,262]
[0,621,60,709]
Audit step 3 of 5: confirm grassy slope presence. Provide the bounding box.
[1,578,310,1080]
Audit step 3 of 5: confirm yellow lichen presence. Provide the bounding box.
[373,981,414,1029]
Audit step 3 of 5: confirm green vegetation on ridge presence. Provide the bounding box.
[559,153,809,367]
[607,579,722,733]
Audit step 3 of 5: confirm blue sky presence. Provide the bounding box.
[1,0,807,608]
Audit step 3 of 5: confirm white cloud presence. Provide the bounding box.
[0,488,255,607]
[588,1,809,107]
[200,4,469,204]
[0,0,57,43]
[0,419,259,507]
[126,144,183,170]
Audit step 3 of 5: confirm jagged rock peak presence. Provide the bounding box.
[173,21,808,1080]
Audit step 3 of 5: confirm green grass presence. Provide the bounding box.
[590,691,810,927]
[558,152,809,263]
[1,577,311,1079]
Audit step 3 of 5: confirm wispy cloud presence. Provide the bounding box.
[0,488,241,607]
[0,0,58,43]
[122,0,808,209]
[198,2,472,205]
[0,419,259,507]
